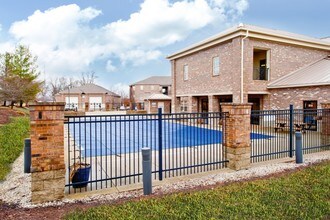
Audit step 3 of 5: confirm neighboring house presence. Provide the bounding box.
[55,83,121,111]
[129,76,172,113]
[167,24,330,113]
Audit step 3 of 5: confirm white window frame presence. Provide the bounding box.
[212,56,220,76]
[180,100,188,112]
[183,65,188,81]
[140,85,144,90]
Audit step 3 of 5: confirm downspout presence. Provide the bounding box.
[240,29,249,103]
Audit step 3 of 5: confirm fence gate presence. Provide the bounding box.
[251,107,330,163]
[64,110,228,193]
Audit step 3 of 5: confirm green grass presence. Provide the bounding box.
[65,161,330,220]
[0,117,30,180]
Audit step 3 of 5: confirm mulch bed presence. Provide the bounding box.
[0,163,320,220]
[0,107,27,125]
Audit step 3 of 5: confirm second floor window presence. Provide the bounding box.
[140,85,144,90]
[212,56,220,76]
[183,65,188,80]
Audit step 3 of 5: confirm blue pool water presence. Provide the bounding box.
[68,119,272,157]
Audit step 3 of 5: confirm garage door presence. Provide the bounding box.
[89,97,102,110]
[65,96,78,110]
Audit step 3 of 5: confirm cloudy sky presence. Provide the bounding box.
[0,0,329,93]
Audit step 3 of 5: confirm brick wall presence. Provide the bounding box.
[171,36,329,112]
[29,102,65,203]
[55,93,121,111]
[268,86,330,109]
[145,100,171,113]
[130,84,172,109]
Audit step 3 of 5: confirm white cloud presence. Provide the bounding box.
[6,1,248,77]
[107,83,130,97]
[106,60,117,72]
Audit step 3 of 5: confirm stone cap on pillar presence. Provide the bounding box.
[220,103,253,115]
[29,102,65,121]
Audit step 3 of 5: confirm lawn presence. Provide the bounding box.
[66,161,330,220]
[0,116,30,180]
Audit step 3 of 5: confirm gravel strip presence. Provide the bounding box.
[1,151,329,209]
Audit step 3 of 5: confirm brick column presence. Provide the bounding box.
[85,102,89,112]
[208,95,220,112]
[188,96,198,113]
[29,102,65,203]
[105,102,111,111]
[321,103,330,147]
[221,103,252,170]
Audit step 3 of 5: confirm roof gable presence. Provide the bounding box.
[131,76,171,86]
[58,83,120,96]
[167,24,330,60]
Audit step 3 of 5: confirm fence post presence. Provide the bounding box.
[24,138,31,173]
[29,102,66,204]
[295,132,303,163]
[221,103,252,171]
[321,103,330,149]
[289,104,294,157]
[158,108,163,181]
[142,148,152,195]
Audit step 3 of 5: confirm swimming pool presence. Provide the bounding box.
[68,118,272,157]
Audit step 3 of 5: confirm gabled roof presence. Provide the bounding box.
[58,83,120,97]
[267,56,330,89]
[167,24,330,60]
[131,76,171,86]
[146,93,171,100]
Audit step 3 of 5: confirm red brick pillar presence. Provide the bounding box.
[105,102,111,111]
[29,102,65,203]
[321,103,330,147]
[85,102,89,112]
[221,103,252,170]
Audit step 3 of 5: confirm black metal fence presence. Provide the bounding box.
[251,106,330,163]
[65,110,227,193]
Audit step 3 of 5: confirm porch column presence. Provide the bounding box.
[188,96,198,113]
[221,103,252,170]
[208,95,220,112]
[321,103,330,148]
[29,102,65,203]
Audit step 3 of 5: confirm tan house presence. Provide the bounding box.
[55,83,121,111]
[167,24,330,113]
[130,76,172,112]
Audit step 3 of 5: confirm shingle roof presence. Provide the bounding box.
[131,76,171,86]
[146,94,171,100]
[267,57,330,89]
[58,83,120,97]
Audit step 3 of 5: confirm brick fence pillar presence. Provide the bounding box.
[29,102,65,203]
[321,103,330,147]
[221,103,252,170]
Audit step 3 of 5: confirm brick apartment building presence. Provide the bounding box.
[129,76,172,113]
[55,83,121,111]
[167,24,330,113]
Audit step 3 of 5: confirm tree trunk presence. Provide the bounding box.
[20,100,23,107]
[2,101,6,106]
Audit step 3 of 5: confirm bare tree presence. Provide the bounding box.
[79,71,97,85]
